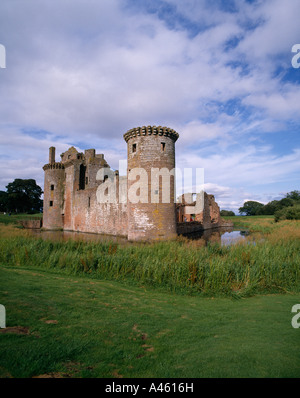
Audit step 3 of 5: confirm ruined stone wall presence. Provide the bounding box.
[70,188,127,236]
[19,219,42,229]
[207,194,222,225]
[85,153,109,190]
[195,192,213,228]
[63,164,75,231]
[176,192,232,233]
[61,156,128,236]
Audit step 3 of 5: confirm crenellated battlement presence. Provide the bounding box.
[124,125,179,143]
[43,162,65,171]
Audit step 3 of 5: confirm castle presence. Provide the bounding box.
[42,126,231,241]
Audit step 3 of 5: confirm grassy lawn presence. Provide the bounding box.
[0,266,300,378]
[0,215,299,378]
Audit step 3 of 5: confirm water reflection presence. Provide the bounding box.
[30,229,128,245]
[220,230,250,246]
[30,227,250,247]
[181,227,250,247]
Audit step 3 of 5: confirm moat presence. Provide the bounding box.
[30,226,250,247]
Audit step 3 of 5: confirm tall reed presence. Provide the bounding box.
[0,220,299,297]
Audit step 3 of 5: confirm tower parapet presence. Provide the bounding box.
[43,163,65,171]
[124,125,179,143]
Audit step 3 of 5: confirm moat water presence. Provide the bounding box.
[30,227,250,247]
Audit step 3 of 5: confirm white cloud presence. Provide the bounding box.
[236,0,300,61]
[0,0,299,213]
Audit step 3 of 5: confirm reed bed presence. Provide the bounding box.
[0,218,299,297]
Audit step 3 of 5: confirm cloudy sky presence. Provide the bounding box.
[0,0,300,213]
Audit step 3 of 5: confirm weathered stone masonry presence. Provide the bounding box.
[42,126,231,241]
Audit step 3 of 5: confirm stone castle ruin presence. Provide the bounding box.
[42,126,231,241]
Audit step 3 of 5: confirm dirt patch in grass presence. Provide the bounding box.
[0,366,13,378]
[39,318,58,324]
[33,362,93,378]
[33,372,64,378]
[0,326,29,335]
[142,344,154,352]
[112,369,123,378]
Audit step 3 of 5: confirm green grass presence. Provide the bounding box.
[0,266,299,378]
[0,216,300,378]
[224,215,274,229]
[0,212,42,225]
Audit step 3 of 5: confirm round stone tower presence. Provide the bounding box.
[124,125,179,241]
[42,147,65,230]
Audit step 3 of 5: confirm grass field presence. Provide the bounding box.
[0,215,299,378]
[1,266,299,378]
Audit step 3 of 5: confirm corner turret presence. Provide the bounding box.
[42,147,65,229]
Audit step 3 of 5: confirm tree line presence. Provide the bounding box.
[238,190,300,221]
[0,179,43,214]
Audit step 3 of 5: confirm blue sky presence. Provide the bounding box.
[0,0,299,213]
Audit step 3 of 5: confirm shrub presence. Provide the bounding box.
[220,210,235,216]
[274,205,300,222]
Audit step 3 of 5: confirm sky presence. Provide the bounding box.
[0,0,300,213]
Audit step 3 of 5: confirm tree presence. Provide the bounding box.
[257,191,300,215]
[5,179,43,213]
[274,204,300,222]
[220,210,235,216]
[259,200,279,215]
[0,191,8,212]
[238,201,264,216]
[286,190,300,201]
[277,197,294,209]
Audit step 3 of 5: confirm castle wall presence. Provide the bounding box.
[208,194,222,225]
[61,162,127,236]
[70,188,127,236]
[176,192,233,233]
[19,219,42,229]
[63,164,75,230]
[42,126,231,240]
[195,192,212,228]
